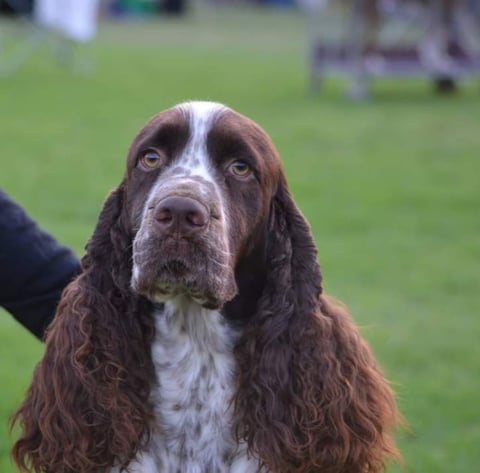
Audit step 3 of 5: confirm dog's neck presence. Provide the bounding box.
[140,298,257,472]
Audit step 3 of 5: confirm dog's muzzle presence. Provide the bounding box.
[131,177,238,309]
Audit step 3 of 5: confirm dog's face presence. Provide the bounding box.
[126,102,281,309]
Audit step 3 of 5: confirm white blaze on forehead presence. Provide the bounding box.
[132,101,236,304]
[173,101,229,182]
[143,101,229,209]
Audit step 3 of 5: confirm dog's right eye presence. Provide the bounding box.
[139,150,162,170]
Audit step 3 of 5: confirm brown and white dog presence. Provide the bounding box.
[12,102,400,473]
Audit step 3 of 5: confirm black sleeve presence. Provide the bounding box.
[0,189,81,340]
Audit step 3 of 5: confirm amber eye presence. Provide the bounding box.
[140,150,162,170]
[229,160,252,178]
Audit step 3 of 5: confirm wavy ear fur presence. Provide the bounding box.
[234,176,400,472]
[11,184,155,473]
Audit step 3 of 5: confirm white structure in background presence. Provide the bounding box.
[35,0,100,43]
[0,0,100,75]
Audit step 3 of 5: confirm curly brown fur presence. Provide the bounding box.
[233,178,400,472]
[11,186,156,473]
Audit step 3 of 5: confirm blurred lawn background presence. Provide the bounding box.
[1,4,479,472]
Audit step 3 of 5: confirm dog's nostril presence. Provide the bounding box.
[154,196,209,232]
[156,207,173,224]
[186,210,207,227]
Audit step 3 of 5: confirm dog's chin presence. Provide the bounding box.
[131,261,238,310]
[149,280,219,309]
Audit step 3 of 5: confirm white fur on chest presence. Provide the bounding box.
[126,299,259,473]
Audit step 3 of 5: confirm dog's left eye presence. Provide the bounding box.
[229,160,252,178]
[139,150,162,170]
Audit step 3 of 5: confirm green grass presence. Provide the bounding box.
[1,5,479,472]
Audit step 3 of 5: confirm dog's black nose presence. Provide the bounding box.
[154,196,209,234]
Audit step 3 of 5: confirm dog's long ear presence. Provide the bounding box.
[234,176,400,472]
[11,184,155,473]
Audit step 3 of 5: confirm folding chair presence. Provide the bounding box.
[0,0,100,75]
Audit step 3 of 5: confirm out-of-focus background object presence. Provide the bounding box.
[0,0,189,74]
[305,0,480,98]
[0,0,100,74]
[0,1,479,473]
[35,0,99,43]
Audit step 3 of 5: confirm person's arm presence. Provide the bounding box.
[0,189,81,340]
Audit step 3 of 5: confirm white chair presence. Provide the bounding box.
[0,0,100,75]
[35,0,99,43]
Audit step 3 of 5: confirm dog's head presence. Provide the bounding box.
[127,102,283,309]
